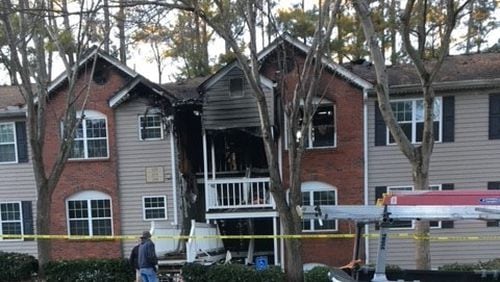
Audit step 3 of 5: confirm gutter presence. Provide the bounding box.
[363,88,370,264]
[170,123,179,226]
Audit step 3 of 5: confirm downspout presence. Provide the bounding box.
[170,122,179,226]
[278,135,284,268]
[363,88,370,264]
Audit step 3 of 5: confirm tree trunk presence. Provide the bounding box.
[281,211,304,282]
[117,0,126,63]
[412,161,431,269]
[36,181,53,278]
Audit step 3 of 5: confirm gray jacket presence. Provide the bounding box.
[138,238,158,269]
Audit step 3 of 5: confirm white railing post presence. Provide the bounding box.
[206,177,272,209]
[186,219,196,263]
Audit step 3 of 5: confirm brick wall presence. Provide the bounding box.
[263,50,365,267]
[43,63,124,260]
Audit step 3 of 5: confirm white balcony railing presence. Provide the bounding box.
[205,177,274,210]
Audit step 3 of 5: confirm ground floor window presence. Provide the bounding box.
[301,181,338,232]
[0,202,22,240]
[387,185,441,229]
[143,196,167,220]
[66,191,112,236]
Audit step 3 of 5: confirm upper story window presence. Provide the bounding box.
[139,114,164,140]
[0,123,16,163]
[229,78,244,98]
[0,202,22,240]
[287,102,336,149]
[143,196,167,220]
[309,104,336,148]
[388,97,442,144]
[301,182,338,232]
[0,121,28,164]
[69,111,108,160]
[66,190,112,236]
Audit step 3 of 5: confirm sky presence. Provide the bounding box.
[0,1,498,85]
[127,1,500,84]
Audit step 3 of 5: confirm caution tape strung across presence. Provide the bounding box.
[1,233,500,241]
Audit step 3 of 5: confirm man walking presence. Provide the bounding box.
[138,231,158,282]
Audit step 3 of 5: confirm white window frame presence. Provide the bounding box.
[67,111,109,160]
[0,122,17,164]
[66,190,113,236]
[387,184,442,229]
[138,113,164,141]
[284,100,337,149]
[387,97,442,145]
[142,195,168,221]
[301,181,338,232]
[0,201,23,241]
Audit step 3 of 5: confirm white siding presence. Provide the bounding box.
[367,90,500,268]
[115,98,180,256]
[0,118,37,256]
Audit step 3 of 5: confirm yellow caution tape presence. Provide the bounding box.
[2,234,500,241]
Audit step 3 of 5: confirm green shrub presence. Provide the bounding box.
[206,264,257,282]
[182,263,284,282]
[182,263,210,282]
[43,258,134,282]
[255,266,285,282]
[438,262,477,272]
[304,266,330,282]
[479,258,500,270]
[0,251,38,281]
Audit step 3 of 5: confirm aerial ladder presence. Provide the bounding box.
[301,190,500,282]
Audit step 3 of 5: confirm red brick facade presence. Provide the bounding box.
[43,64,125,260]
[263,52,365,267]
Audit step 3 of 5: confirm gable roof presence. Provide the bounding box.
[47,46,138,94]
[199,34,372,92]
[198,63,274,92]
[109,75,176,108]
[259,34,372,89]
[0,86,25,117]
[46,46,176,108]
[347,52,500,94]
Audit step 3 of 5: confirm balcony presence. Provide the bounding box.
[205,177,274,210]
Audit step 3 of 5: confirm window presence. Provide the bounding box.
[301,182,338,232]
[388,98,442,144]
[0,202,22,240]
[66,191,112,236]
[69,111,108,159]
[309,105,336,148]
[286,103,336,149]
[139,114,164,140]
[0,123,16,163]
[387,185,441,229]
[143,196,167,220]
[229,78,244,97]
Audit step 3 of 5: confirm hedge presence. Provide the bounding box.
[0,251,38,282]
[43,258,134,282]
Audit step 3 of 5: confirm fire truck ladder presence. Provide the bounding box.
[301,190,500,282]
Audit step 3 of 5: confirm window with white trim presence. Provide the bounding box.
[286,102,336,149]
[387,185,441,229]
[66,191,112,236]
[301,182,338,232]
[139,114,164,140]
[389,97,442,144]
[0,202,22,240]
[0,123,16,163]
[68,111,108,159]
[143,196,167,220]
